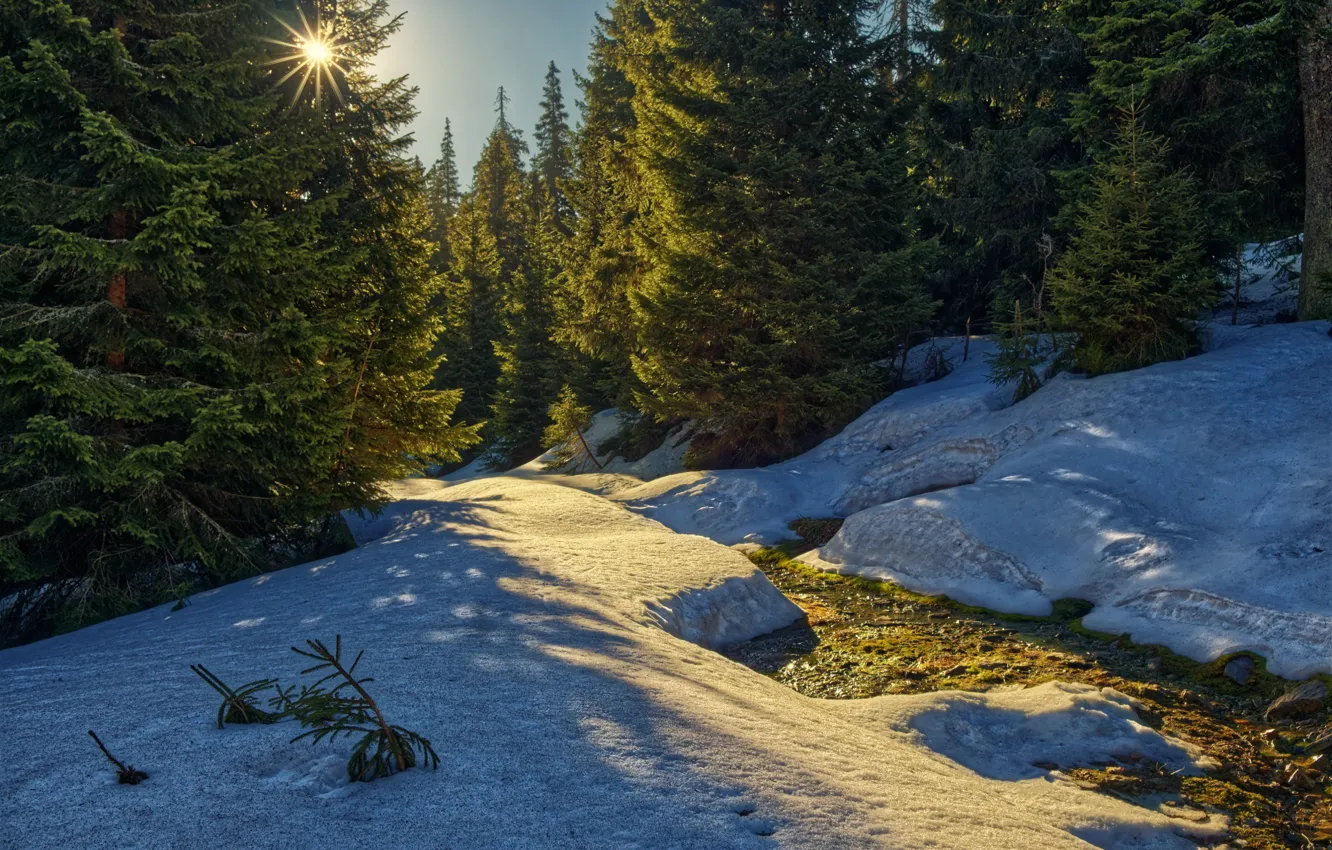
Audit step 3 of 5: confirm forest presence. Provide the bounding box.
[0,0,1327,642]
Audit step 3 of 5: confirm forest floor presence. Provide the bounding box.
[726,524,1332,850]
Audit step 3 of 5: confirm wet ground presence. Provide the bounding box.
[725,532,1332,849]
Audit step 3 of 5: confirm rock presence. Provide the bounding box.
[942,664,968,677]
[1306,729,1332,755]
[1031,761,1059,771]
[1160,802,1210,823]
[1224,655,1256,685]
[1265,681,1328,722]
[1286,767,1315,790]
[1262,728,1282,743]
[1145,657,1163,672]
[731,542,765,555]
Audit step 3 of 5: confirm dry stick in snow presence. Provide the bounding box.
[575,425,604,470]
[88,730,148,785]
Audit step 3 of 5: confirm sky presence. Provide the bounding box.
[372,0,610,182]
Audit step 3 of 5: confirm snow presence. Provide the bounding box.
[2,476,1224,849]
[798,322,1332,678]
[529,322,1332,679]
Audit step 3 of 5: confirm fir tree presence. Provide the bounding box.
[1299,0,1332,319]
[0,0,476,642]
[1048,103,1215,375]
[916,0,1089,329]
[558,15,644,409]
[436,194,502,425]
[542,386,602,472]
[1066,0,1305,266]
[533,61,574,230]
[424,118,461,271]
[618,0,935,467]
[488,174,564,467]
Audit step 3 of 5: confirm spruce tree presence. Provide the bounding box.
[916,0,1089,329]
[487,64,579,467]
[1066,0,1306,266]
[424,118,461,271]
[436,194,502,426]
[1299,0,1332,319]
[0,0,475,641]
[618,0,935,467]
[1048,104,1215,375]
[533,61,574,231]
[489,172,564,466]
[558,15,644,409]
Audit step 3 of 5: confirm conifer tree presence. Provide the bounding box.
[1299,0,1332,319]
[916,0,1089,328]
[1066,0,1305,265]
[436,194,502,425]
[489,173,564,466]
[558,15,644,409]
[1048,104,1215,375]
[0,0,475,641]
[424,119,461,271]
[488,66,578,467]
[533,61,574,230]
[617,0,935,467]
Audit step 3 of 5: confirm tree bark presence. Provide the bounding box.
[1300,3,1332,320]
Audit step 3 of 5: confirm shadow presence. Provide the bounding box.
[906,689,1204,783]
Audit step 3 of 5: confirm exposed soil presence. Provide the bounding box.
[726,534,1332,850]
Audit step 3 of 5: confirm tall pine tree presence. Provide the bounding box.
[558,14,645,409]
[1066,0,1306,265]
[916,0,1089,329]
[0,0,476,641]
[616,0,934,467]
[424,118,461,271]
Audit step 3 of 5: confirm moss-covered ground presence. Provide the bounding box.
[726,527,1332,849]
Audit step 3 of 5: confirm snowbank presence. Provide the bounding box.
[547,323,1332,678]
[2,476,1221,849]
[801,322,1332,678]
[607,337,1010,544]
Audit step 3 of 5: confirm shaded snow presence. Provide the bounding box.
[2,477,1222,849]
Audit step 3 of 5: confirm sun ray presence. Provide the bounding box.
[291,64,317,105]
[263,5,350,108]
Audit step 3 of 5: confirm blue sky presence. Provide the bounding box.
[373,0,610,182]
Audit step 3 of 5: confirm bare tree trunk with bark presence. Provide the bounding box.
[1300,3,1332,320]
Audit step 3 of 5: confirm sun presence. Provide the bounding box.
[302,38,333,65]
[263,6,351,107]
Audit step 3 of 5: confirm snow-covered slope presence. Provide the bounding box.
[2,477,1221,849]
[803,322,1332,678]
[543,323,1332,678]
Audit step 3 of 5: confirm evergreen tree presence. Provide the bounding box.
[0,0,475,641]
[1066,0,1306,265]
[489,173,564,466]
[424,118,461,271]
[533,61,574,230]
[915,0,1089,329]
[489,64,579,467]
[1299,0,1332,319]
[617,0,935,467]
[558,15,644,409]
[1048,104,1215,375]
[436,194,502,425]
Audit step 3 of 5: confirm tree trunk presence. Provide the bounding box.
[1300,3,1332,320]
